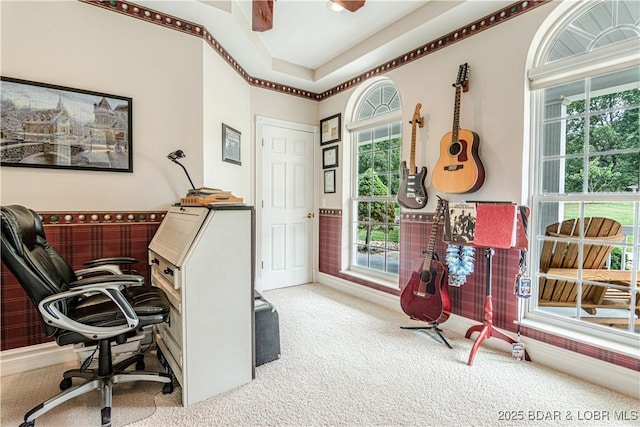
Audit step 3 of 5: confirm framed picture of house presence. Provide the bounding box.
[320,113,341,145]
[0,76,133,172]
[222,123,241,165]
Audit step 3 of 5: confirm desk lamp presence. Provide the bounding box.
[167,149,196,190]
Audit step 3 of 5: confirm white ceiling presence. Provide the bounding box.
[131,0,515,93]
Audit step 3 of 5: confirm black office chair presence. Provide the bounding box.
[0,205,173,427]
[28,206,162,391]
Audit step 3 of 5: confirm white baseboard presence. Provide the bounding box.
[0,342,75,377]
[317,272,640,399]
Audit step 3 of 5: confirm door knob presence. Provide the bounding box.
[306,212,315,219]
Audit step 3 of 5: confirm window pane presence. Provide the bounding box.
[590,67,639,101]
[386,249,400,274]
[542,121,565,157]
[358,151,373,175]
[357,123,403,195]
[356,84,400,121]
[373,151,389,174]
[533,1,640,339]
[587,153,639,192]
[564,157,584,193]
[543,80,585,117]
[357,171,372,196]
[356,201,371,222]
[351,82,401,279]
[373,125,390,148]
[546,0,640,63]
[566,116,586,155]
[540,158,564,194]
[358,129,373,146]
[535,198,639,332]
[389,170,400,195]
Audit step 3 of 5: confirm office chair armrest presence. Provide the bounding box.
[68,274,144,289]
[75,265,131,277]
[83,256,138,268]
[77,257,139,277]
[39,281,140,341]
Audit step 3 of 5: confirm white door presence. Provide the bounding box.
[258,118,315,291]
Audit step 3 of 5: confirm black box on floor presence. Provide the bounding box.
[255,299,281,366]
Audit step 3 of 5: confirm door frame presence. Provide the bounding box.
[254,116,319,292]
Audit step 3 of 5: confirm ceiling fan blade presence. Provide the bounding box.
[252,0,273,32]
[332,0,366,12]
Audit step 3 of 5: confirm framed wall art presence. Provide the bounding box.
[324,169,336,194]
[320,113,341,145]
[0,76,133,172]
[322,145,338,169]
[222,123,241,165]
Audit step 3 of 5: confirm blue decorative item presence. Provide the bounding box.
[446,245,475,286]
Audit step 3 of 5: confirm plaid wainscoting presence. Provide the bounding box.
[319,209,401,295]
[0,210,165,351]
[319,209,638,371]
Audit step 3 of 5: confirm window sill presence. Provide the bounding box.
[520,317,640,359]
[340,269,400,291]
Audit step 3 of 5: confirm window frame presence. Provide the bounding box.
[346,81,403,286]
[526,0,640,349]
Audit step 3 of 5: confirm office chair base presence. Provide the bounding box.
[60,353,145,390]
[22,369,172,427]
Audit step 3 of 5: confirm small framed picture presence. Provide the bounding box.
[324,170,336,194]
[320,113,341,145]
[322,145,338,169]
[222,123,241,165]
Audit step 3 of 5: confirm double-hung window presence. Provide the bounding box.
[349,81,402,283]
[528,0,639,342]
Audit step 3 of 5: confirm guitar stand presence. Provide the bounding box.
[465,248,531,365]
[401,323,453,349]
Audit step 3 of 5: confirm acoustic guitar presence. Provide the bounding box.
[397,103,428,209]
[400,197,451,324]
[432,63,485,194]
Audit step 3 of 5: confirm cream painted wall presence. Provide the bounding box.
[0,1,558,215]
[318,3,560,213]
[203,44,252,203]
[318,90,351,209]
[250,87,317,128]
[250,86,319,214]
[0,1,316,211]
[0,1,201,210]
[250,87,318,205]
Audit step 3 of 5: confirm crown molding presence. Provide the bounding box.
[81,0,551,101]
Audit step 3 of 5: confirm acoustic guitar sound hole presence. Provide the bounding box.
[449,142,461,156]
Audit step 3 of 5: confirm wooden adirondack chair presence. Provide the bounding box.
[538,217,636,320]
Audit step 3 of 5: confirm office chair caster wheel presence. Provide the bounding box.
[135,360,145,370]
[162,382,174,394]
[59,377,72,390]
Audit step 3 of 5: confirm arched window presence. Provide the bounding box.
[348,79,402,282]
[528,0,639,342]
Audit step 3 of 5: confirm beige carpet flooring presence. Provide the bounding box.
[2,283,639,426]
[1,357,162,426]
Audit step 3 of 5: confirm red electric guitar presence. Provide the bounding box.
[432,63,485,194]
[400,198,450,324]
[397,103,428,209]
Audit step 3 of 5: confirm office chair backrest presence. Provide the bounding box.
[30,207,78,284]
[1,205,70,336]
